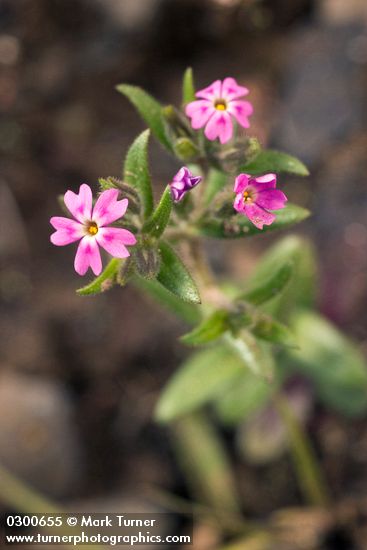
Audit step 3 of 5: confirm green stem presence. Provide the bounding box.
[0,463,106,550]
[273,394,330,508]
[0,463,62,513]
[170,412,243,522]
[178,204,330,514]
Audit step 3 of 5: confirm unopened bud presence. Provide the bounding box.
[173,137,200,161]
[133,247,160,280]
[162,105,193,139]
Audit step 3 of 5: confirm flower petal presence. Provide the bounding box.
[173,167,190,181]
[195,79,222,101]
[74,236,102,276]
[92,189,128,226]
[252,173,277,189]
[222,78,249,100]
[64,184,93,223]
[50,217,84,245]
[96,227,136,258]
[233,193,245,213]
[204,111,233,144]
[227,100,253,128]
[185,100,215,129]
[244,203,276,230]
[255,189,288,210]
[233,173,250,194]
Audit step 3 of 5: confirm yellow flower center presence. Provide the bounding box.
[214,99,227,111]
[243,191,253,203]
[86,221,99,235]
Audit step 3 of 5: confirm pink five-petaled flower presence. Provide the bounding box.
[233,173,288,230]
[185,77,253,144]
[169,166,202,202]
[50,184,137,276]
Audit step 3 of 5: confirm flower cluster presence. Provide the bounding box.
[50,76,289,276]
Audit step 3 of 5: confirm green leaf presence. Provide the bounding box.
[239,261,294,305]
[203,169,228,207]
[143,186,172,238]
[240,149,309,176]
[182,67,196,104]
[225,332,275,380]
[133,276,200,325]
[247,235,318,319]
[180,310,229,346]
[117,84,172,151]
[199,204,310,239]
[76,259,121,296]
[215,370,273,426]
[123,130,153,219]
[290,312,367,417]
[157,241,201,304]
[251,315,297,348]
[155,346,245,423]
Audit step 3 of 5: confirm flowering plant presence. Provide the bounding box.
[48,69,367,537]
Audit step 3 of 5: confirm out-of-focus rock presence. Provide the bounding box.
[0,370,82,501]
[93,0,161,30]
[274,24,365,165]
[0,182,29,261]
[318,0,367,25]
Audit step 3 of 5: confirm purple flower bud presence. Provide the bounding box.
[169,167,202,202]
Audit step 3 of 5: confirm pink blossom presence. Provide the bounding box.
[50,184,137,276]
[185,77,253,144]
[169,166,202,202]
[233,173,287,230]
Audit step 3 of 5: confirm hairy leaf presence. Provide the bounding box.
[155,346,245,423]
[239,261,294,305]
[123,130,153,219]
[157,241,201,304]
[76,259,121,296]
[290,312,367,417]
[247,235,318,319]
[182,67,196,104]
[240,149,309,176]
[180,310,229,346]
[143,186,172,238]
[117,84,172,151]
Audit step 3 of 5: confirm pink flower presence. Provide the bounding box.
[185,77,253,144]
[50,184,137,276]
[169,166,202,202]
[233,173,287,230]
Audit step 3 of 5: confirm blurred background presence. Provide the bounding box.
[1,0,367,548]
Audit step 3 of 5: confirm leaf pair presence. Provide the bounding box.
[181,259,297,348]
